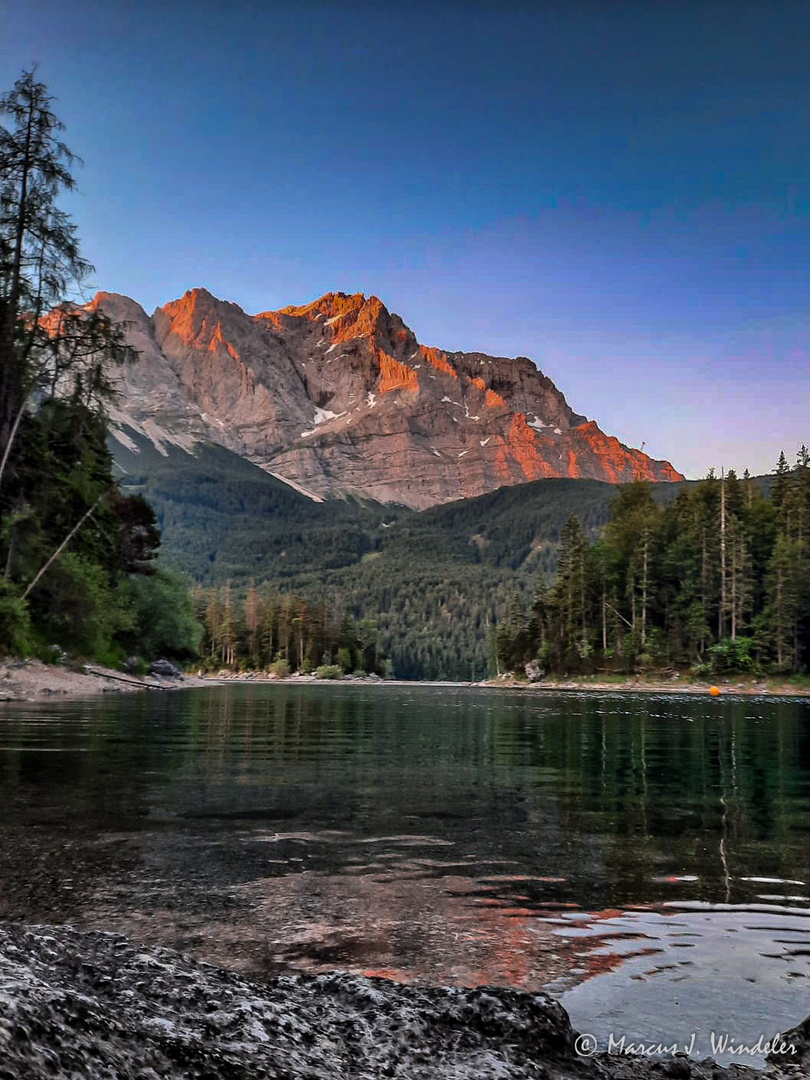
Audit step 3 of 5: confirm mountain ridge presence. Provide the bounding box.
[91,287,682,508]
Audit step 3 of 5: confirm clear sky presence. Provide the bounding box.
[2,0,808,478]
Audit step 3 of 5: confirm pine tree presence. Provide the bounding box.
[220,581,236,667]
[204,587,222,662]
[244,578,260,667]
[795,445,810,543]
[0,68,135,487]
[277,595,293,663]
[772,451,793,514]
[766,535,800,672]
[259,587,276,667]
[742,467,754,508]
[546,515,591,669]
[588,539,615,657]
[727,515,752,641]
[718,467,727,640]
[604,483,662,662]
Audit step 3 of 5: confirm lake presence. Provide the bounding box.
[1,684,808,1064]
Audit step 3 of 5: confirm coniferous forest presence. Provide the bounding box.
[497,458,810,679]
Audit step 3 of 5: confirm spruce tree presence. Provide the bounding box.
[0,68,134,484]
[771,451,793,514]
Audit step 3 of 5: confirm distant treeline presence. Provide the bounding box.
[193,581,392,678]
[496,453,810,677]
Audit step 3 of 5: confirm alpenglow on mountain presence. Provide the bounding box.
[93,288,682,508]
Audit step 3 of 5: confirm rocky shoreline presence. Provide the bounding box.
[1,657,808,703]
[202,670,810,697]
[0,923,805,1079]
[0,657,208,703]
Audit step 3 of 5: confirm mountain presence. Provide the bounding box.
[91,288,682,508]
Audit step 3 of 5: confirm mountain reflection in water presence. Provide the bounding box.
[0,684,807,1062]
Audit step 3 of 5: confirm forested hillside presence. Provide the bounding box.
[497,456,807,678]
[114,430,717,679]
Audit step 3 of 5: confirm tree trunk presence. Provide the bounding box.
[700,527,707,655]
[730,530,737,641]
[641,531,649,647]
[0,90,35,462]
[719,468,727,640]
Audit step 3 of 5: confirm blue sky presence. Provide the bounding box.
[2,0,808,477]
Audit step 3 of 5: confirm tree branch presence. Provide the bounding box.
[22,488,109,599]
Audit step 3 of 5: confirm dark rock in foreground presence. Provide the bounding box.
[0,923,802,1079]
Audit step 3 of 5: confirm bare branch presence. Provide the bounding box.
[22,488,110,600]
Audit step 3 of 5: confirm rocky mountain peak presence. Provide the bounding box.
[97,287,683,507]
[87,291,151,325]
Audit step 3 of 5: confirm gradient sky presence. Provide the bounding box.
[2,0,808,478]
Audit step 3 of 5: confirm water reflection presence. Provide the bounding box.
[0,685,808,1062]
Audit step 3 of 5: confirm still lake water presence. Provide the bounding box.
[1,684,808,1061]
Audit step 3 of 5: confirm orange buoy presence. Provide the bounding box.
[709,685,720,696]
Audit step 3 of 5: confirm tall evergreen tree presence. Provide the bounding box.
[0,68,134,485]
[244,578,260,667]
[771,451,793,515]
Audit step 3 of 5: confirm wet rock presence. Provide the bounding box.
[0,923,799,1079]
[148,659,182,679]
[525,660,544,682]
[663,1060,692,1078]
[767,1015,809,1071]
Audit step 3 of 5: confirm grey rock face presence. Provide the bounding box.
[91,288,683,509]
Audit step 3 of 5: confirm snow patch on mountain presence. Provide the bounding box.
[526,415,548,431]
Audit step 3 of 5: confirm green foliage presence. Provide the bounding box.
[706,637,757,675]
[30,551,132,659]
[0,400,168,662]
[0,587,30,654]
[316,664,343,679]
[115,424,806,680]
[497,451,810,678]
[196,582,391,677]
[336,647,353,673]
[124,568,203,661]
[0,69,136,479]
[115,433,662,679]
[0,69,193,667]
